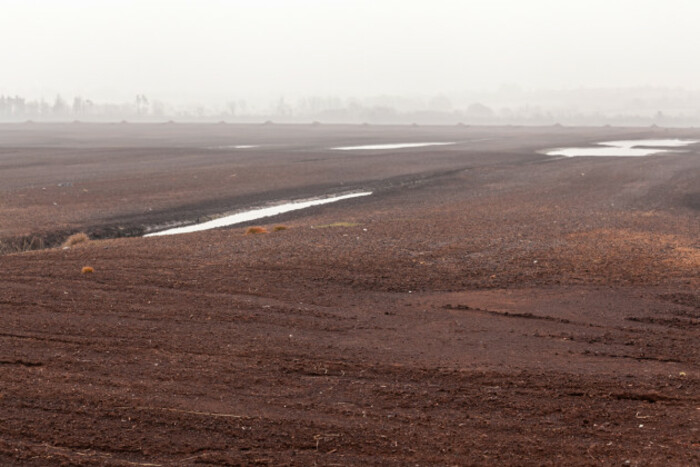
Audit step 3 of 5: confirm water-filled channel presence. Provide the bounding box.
[145,191,372,237]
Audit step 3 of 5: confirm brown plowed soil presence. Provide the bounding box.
[0,124,698,465]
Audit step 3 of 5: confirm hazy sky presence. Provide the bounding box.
[2,0,699,104]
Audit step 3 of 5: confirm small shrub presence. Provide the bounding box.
[63,232,89,247]
[81,266,94,274]
[245,226,268,235]
[273,225,288,232]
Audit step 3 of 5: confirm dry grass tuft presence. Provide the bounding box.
[245,226,268,235]
[63,232,90,247]
[81,266,94,274]
[273,225,288,232]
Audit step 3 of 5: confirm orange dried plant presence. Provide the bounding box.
[245,226,268,235]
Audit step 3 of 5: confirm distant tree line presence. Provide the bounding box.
[0,94,168,121]
[1,91,699,126]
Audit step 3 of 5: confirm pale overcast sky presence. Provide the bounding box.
[1,0,699,104]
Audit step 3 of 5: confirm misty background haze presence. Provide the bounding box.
[2,0,700,125]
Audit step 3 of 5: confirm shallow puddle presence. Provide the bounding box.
[603,139,699,148]
[208,145,259,149]
[145,191,372,237]
[546,139,697,157]
[332,142,456,150]
[547,146,669,157]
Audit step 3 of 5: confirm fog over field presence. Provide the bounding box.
[2,0,700,123]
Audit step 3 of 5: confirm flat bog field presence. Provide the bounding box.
[0,123,698,465]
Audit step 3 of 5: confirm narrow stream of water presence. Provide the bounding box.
[145,191,372,237]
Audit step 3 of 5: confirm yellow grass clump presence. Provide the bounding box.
[63,232,90,247]
[245,226,268,235]
[81,266,94,274]
[273,225,288,231]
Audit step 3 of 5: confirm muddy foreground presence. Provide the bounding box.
[0,124,698,465]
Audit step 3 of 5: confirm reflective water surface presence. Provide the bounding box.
[207,145,260,149]
[332,142,456,150]
[145,191,373,237]
[546,139,698,157]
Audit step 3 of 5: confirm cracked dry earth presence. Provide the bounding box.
[0,124,698,465]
